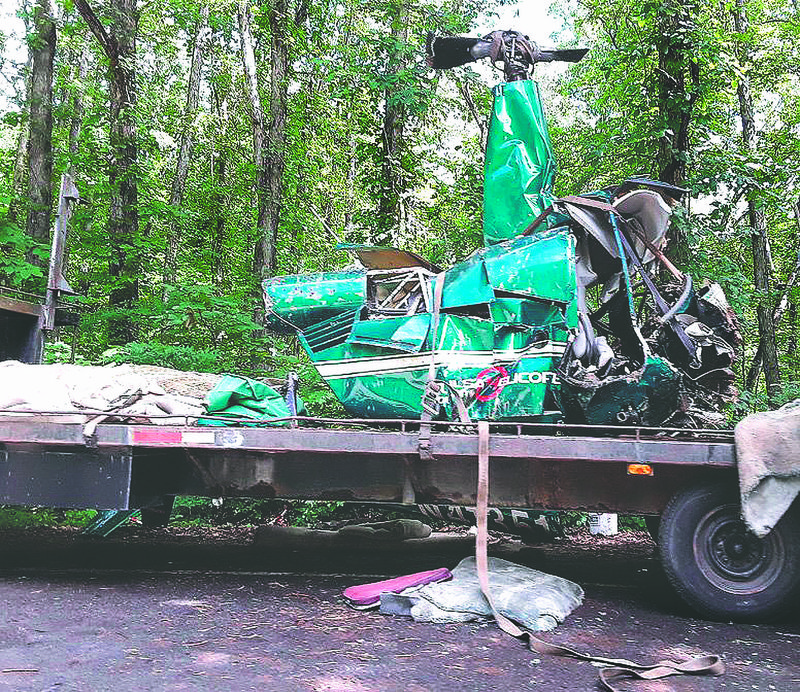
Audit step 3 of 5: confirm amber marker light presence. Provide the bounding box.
[627,464,653,476]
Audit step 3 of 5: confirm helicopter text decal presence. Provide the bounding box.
[447,365,561,401]
[417,503,551,535]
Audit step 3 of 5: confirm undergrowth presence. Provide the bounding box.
[167,497,421,529]
[0,506,97,529]
[0,500,650,536]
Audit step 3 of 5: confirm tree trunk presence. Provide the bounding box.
[68,44,91,164]
[259,0,299,278]
[7,80,30,226]
[745,196,800,389]
[376,7,407,246]
[237,1,268,278]
[165,3,209,285]
[75,0,140,344]
[25,0,57,262]
[239,0,304,281]
[655,0,699,254]
[733,0,781,403]
[7,31,33,226]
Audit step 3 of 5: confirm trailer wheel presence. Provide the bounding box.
[659,483,800,622]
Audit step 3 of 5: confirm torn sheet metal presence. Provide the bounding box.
[263,72,739,427]
[483,80,557,246]
[265,227,577,422]
[557,355,680,426]
[481,230,575,303]
[336,243,443,273]
[263,271,365,332]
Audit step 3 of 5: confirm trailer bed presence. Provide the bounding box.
[0,415,736,514]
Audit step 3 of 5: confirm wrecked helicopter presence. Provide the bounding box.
[263,30,740,428]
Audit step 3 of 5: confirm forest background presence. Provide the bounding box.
[1,0,798,420]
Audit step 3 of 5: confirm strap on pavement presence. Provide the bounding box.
[474,419,725,691]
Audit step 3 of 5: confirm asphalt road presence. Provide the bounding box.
[0,528,798,691]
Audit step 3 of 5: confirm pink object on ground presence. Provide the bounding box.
[343,568,453,607]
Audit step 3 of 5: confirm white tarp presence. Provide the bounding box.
[0,361,210,424]
[735,400,800,537]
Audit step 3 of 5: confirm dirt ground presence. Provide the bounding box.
[1,527,798,691]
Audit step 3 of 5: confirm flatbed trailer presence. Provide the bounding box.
[0,416,733,513]
[2,412,798,623]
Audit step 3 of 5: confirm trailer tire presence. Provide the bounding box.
[659,482,800,622]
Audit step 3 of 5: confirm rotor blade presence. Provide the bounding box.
[427,34,589,69]
[532,47,589,63]
[426,35,483,69]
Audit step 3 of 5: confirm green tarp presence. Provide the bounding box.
[200,374,303,426]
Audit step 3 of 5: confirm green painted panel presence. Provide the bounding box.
[482,230,576,303]
[439,255,495,308]
[483,80,556,245]
[330,369,428,419]
[436,314,494,353]
[348,314,431,353]
[263,271,365,331]
[490,298,563,326]
[486,355,555,420]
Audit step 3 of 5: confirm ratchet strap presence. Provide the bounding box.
[419,272,471,461]
[474,420,725,691]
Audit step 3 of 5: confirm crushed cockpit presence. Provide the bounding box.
[262,30,739,428]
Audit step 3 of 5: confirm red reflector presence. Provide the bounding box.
[627,464,653,476]
[133,428,182,444]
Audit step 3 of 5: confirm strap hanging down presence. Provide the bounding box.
[419,272,447,461]
[419,272,471,461]
[474,421,724,692]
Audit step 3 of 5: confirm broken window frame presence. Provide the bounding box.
[364,267,436,319]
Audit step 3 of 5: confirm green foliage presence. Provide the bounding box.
[43,340,91,365]
[101,341,222,372]
[152,284,262,348]
[560,511,589,530]
[726,381,800,424]
[287,501,346,527]
[618,515,647,532]
[0,218,46,288]
[0,506,97,529]
[170,496,271,527]
[170,496,346,528]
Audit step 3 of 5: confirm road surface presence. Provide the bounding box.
[0,527,798,691]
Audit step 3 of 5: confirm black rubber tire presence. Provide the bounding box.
[659,482,800,622]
